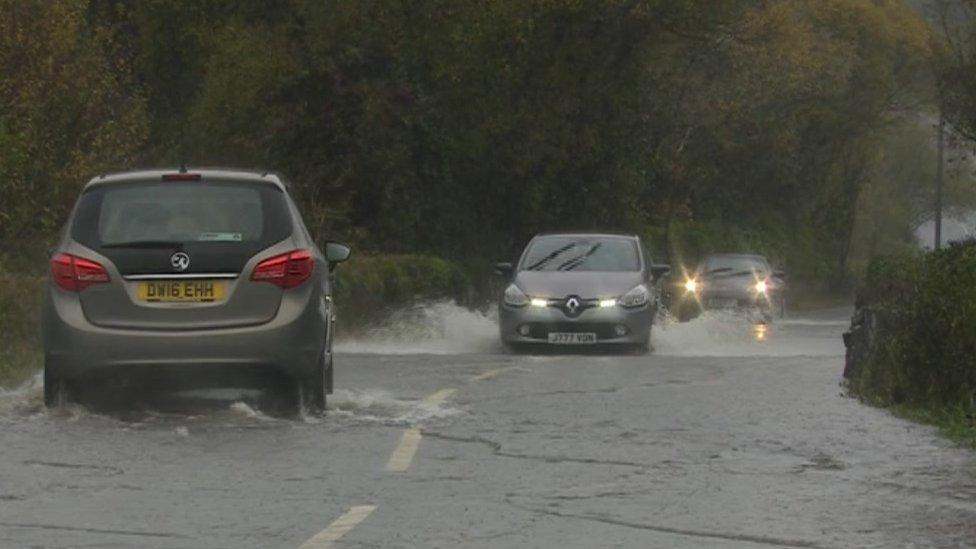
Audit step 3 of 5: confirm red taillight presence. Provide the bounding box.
[50,253,110,292]
[162,173,201,181]
[251,250,314,289]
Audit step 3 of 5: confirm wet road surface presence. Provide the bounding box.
[1,307,975,548]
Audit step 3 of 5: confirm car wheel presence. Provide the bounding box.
[676,301,698,323]
[326,351,334,395]
[298,355,327,416]
[634,334,652,355]
[43,358,69,409]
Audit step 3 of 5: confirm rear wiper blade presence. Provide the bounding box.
[101,240,184,249]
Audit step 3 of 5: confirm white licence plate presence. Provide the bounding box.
[548,332,597,345]
[708,298,738,308]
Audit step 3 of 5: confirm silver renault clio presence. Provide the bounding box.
[41,168,351,412]
[496,233,670,352]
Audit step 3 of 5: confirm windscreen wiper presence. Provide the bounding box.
[526,243,575,271]
[100,240,184,249]
[558,243,602,271]
[705,267,732,275]
[726,270,757,277]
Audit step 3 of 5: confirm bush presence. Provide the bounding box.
[333,254,471,333]
[846,242,976,442]
[0,275,44,388]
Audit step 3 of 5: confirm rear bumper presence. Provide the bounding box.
[42,287,327,379]
[499,302,655,345]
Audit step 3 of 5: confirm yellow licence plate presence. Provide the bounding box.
[137,280,225,303]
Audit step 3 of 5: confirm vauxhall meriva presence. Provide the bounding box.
[41,168,350,413]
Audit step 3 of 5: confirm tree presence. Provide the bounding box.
[0,0,147,257]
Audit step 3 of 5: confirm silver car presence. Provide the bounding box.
[495,233,670,352]
[41,168,351,413]
[668,253,786,322]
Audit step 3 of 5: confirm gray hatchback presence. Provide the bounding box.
[496,233,670,352]
[41,168,350,413]
[667,253,786,322]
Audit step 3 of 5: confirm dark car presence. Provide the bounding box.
[665,253,786,322]
[41,168,351,413]
[495,233,670,352]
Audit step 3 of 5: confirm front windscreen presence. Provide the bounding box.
[702,255,769,275]
[520,237,640,272]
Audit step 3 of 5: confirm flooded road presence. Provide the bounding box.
[1,307,974,548]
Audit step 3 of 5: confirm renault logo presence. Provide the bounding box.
[565,296,580,314]
[170,252,190,272]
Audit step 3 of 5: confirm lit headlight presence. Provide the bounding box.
[684,279,698,292]
[754,280,767,293]
[503,284,529,307]
[530,298,548,307]
[599,299,617,308]
[619,284,650,308]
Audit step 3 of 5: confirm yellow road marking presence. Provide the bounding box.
[385,428,422,472]
[299,505,377,549]
[422,388,456,405]
[472,367,511,381]
[384,388,456,473]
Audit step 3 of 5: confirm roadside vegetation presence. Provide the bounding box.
[0,276,44,388]
[845,241,976,447]
[335,254,472,334]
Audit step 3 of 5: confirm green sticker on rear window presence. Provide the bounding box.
[197,232,243,242]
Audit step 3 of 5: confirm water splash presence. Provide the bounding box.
[336,300,501,355]
[653,311,845,358]
[0,373,44,418]
[327,388,460,426]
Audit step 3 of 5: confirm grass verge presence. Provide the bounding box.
[892,405,976,450]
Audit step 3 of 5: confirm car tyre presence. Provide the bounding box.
[326,353,334,395]
[43,358,69,409]
[634,336,651,355]
[298,354,327,416]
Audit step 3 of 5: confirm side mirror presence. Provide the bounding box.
[494,262,514,276]
[325,242,351,268]
[650,264,671,281]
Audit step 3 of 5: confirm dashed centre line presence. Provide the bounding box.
[299,505,377,549]
[422,388,457,405]
[385,428,422,472]
[384,388,458,473]
[471,367,512,381]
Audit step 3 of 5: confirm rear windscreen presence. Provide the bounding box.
[69,180,293,275]
[71,181,291,249]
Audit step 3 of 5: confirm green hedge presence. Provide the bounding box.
[846,242,976,444]
[333,254,471,333]
[0,276,44,388]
